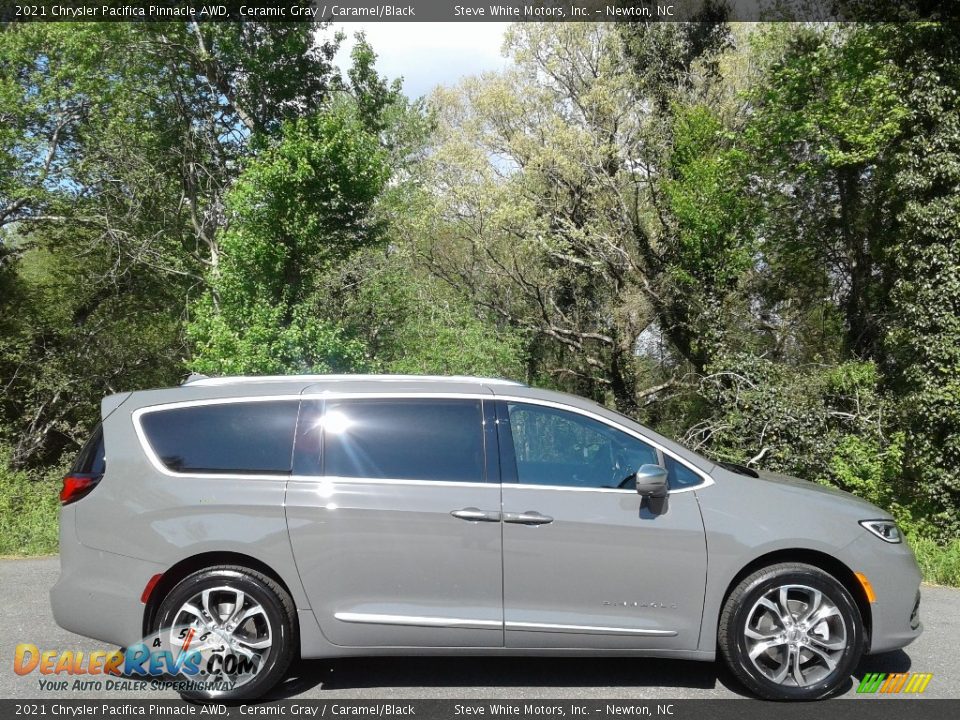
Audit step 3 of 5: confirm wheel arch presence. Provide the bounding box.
[141,551,300,641]
[718,548,873,649]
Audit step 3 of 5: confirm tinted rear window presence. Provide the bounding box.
[321,399,485,483]
[71,424,105,476]
[140,401,299,474]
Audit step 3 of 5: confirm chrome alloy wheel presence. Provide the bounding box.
[744,584,848,687]
[170,586,272,689]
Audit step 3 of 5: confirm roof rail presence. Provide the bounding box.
[181,374,526,387]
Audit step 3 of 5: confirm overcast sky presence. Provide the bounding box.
[325,22,512,99]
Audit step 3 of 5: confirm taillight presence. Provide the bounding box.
[59,474,101,505]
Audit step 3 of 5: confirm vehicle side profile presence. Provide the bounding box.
[52,375,922,701]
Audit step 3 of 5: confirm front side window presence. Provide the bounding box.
[140,401,299,474]
[319,398,485,483]
[505,403,659,489]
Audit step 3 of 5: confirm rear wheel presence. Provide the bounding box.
[153,566,297,701]
[719,562,864,700]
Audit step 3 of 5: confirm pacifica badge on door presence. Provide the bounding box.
[601,600,679,609]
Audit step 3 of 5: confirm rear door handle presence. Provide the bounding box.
[503,510,554,525]
[451,507,501,522]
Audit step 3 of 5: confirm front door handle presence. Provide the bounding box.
[451,507,501,522]
[503,510,554,525]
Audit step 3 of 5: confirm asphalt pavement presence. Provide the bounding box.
[1,557,957,700]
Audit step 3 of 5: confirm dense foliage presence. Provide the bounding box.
[1,21,959,564]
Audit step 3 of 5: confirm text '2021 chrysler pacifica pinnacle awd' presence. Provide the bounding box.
[51,374,922,701]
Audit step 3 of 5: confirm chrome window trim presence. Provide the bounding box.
[131,391,714,493]
[305,392,492,400]
[509,484,644,495]
[186,374,525,387]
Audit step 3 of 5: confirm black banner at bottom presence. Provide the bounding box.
[2,700,958,720]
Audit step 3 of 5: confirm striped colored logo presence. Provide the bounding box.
[856,672,933,694]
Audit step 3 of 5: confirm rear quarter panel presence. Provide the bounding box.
[74,387,310,612]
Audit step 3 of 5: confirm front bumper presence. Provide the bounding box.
[840,532,923,654]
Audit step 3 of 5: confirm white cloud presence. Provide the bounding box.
[322,22,512,99]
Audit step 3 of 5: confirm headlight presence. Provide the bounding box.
[860,519,902,543]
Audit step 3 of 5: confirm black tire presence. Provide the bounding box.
[152,565,298,702]
[719,562,864,700]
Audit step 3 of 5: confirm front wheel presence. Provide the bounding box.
[152,565,297,702]
[719,562,864,700]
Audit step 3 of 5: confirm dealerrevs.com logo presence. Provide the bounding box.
[14,629,260,693]
[856,672,934,694]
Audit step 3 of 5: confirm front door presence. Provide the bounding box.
[285,396,504,647]
[497,400,708,649]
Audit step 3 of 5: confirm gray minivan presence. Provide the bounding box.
[52,374,922,701]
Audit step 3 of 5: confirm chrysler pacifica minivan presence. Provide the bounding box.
[52,374,922,701]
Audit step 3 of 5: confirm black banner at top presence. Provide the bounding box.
[1,0,958,23]
[0,700,959,720]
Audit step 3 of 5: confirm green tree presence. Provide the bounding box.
[0,21,340,465]
[739,23,960,537]
[187,105,391,375]
[658,103,758,367]
[187,34,438,378]
[417,23,750,413]
[325,247,527,379]
[885,23,960,540]
[745,25,908,361]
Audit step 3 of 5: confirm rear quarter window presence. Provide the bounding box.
[71,424,105,476]
[139,400,299,475]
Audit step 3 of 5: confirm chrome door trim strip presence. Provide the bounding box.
[334,612,502,630]
[505,621,678,637]
[332,613,675,637]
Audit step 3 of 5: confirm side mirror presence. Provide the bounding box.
[634,464,669,498]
